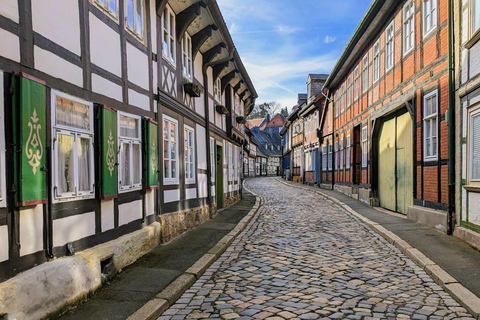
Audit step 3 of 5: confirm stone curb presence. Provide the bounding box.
[127,179,262,320]
[275,178,480,319]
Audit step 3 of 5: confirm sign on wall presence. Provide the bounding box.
[99,105,118,199]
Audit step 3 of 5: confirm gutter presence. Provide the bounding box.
[447,0,455,235]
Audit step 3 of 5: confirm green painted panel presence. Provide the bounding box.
[99,106,118,199]
[378,117,396,212]
[146,120,158,188]
[396,112,413,214]
[13,76,47,206]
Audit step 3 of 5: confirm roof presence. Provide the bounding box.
[250,127,282,158]
[308,74,329,81]
[246,118,266,130]
[266,114,286,128]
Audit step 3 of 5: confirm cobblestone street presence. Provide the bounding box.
[158,178,474,320]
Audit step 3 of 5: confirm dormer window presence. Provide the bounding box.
[214,77,222,102]
[182,33,192,80]
[162,5,176,65]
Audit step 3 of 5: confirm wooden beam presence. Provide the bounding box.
[212,60,230,82]
[191,24,217,59]
[176,1,206,42]
[156,0,168,16]
[233,80,244,93]
[203,42,226,66]
[221,70,238,93]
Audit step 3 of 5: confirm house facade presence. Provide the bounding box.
[0,0,256,301]
[321,0,451,226]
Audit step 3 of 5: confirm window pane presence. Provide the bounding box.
[133,143,141,184]
[56,96,90,131]
[122,143,131,187]
[164,160,170,179]
[120,115,139,138]
[171,160,177,178]
[78,137,91,192]
[127,0,134,29]
[109,0,116,14]
[171,142,176,160]
[57,134,74,194]
[164,140,169,159]
[136,0,143,36]
[472,113,480,179]
[475,0,480,33]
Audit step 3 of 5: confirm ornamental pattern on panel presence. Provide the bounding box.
[25,108,43,175]
[106,130,116,177]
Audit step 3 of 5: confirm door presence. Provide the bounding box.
[215,144,224,209]
[378,111,413,214]
[352,125,361,184]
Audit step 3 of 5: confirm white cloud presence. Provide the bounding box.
[276,25,301,35]
[325,35,336,44]
[229,23,239,35]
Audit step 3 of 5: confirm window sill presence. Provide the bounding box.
[126,26,146,46]
[423,157,438,162]
[119,186,142,194]
[162,54,177,70]
[464,185,480,192]
[53,194,95,204]
[464,29,480,50]
[423,27,437,40]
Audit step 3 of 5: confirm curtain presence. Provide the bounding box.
[133,143,141,185]
[78,137,91,192]
[57,133,74,194]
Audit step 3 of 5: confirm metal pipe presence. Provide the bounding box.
[447,0,455,235]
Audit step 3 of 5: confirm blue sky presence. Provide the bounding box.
[217,0,373,111]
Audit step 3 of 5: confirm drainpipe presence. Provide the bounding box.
[203,48,236,219]
[447,0,455,235]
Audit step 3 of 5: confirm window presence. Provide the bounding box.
[95,0,118,17]
[346,75,352,108]
[362,54,369,93]
[385,21,394,71]
[163,116,178,182]
[335,89,339,117]
[346,135,351,170]
[362,125,368,168]
[0,75,5,207]
[182,33,193,80]
[214,77,222,103]
[373,40,380,83]
[334,141,338,170]
[228,143,233,181]
[404,0,415,54]
[52,91,94,200]
[126,0,144,38]
[471,0,480,37]
[469,106,480,181]
[162,5,176,64]
[184,126,195,183]
[423,91,438,161]
[118,113,142,191]
[340,84,345,113]
[210,138,215,182]
[423,0,437,36]
[354,66,359,101]
[340,138,344,170]
[322,146,327,171]
[328,143,333,171]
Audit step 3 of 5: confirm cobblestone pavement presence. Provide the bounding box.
[158,178,474,320]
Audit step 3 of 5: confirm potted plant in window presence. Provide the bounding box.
[216,104,229,115]
[236,116,246,124]
[183,80,204,98]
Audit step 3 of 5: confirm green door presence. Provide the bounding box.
[216,144,224,209]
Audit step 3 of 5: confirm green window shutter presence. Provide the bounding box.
[98,105,118,199]
[145,118,158,189]
[12,74,47,206]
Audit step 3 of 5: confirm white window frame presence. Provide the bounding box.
[184,125,195,184]
[328,143,333,171]
[335,89,339,117]
[362,53,369,93]
[346,74,352,108]
[0,74,6,207]
[423,90,438,161]
[340,138,344,170]
[214,77,222,103]
[182,32,193,81]
[118,112,142,192]
[403,0,415,55]
[346,134,351,170]
[228,143,233,181]
[469,104,480,182]
[423,0,437,37]
[162,5,176,66]
[95,0,118,19]
[385,21,394,72]
[210,138,215,182]
[354,66,359,101]
[470,0,480,39]
[373,40,380,83]
[362,125,368,168]
[52,90,95,202]
[163,115,179,184]
[334,141,338,170]
[322,146,327,171]
[125,0,144,39]
[340,84,345,113]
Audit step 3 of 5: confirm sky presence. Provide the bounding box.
[216,0,373,111]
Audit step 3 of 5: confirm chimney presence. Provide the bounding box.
[307,74,329,104]
[297,93,307,106]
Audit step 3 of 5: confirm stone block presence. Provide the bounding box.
[407,205,447,232]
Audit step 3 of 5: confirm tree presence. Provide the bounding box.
[280,107,289,117]
[247,101,285,119]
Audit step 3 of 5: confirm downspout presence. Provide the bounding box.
[447,0,455,235]
[203,48,236,219]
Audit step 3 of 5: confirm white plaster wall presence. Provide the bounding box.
[468,192,480,225]
[128,89,150,110]
[145,190,155,216]
[196,124,207,170]
[153,61,158,92]
[194,54,203,84]
[150,0,157,54]
[53,212,95,247]
[119,200,142,226]
[34,46,83,87]
[92,74,123,102]
[0,29,20,62]
[209,98,214,124]
[207,67,214,96]
[0,225,8,262]
[164,189,180,203]
[32,0,80,55]
[215,112,222,128]
[127,43,149,90]
[101,199,114,232]
[197,174,208,198]
[20,206,44,256]
[186,188,197,200]
[195,90,205,117]
[0,0,19,23]
[90,13,122,77]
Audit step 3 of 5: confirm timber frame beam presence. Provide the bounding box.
[176,1,207,42]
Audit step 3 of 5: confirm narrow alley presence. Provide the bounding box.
[158,178,474,320]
